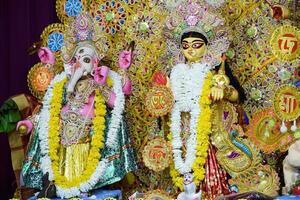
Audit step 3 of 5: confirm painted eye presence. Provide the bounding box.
[182,43,189,49]
[71,57,77,63]
[192,43,204,49]
[79,49,84,54]
[83,57,91,63]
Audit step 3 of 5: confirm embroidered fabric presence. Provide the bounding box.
[60,111,92,146]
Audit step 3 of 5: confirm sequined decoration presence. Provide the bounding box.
[47,32,64,52]
[90,0,126,34]
[65,0,83,17]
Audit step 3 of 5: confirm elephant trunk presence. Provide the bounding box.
[67,68,84,93]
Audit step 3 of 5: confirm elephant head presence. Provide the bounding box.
[64,44,98,93]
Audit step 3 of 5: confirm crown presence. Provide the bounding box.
[164,0,230,67]
[61,13,111,63]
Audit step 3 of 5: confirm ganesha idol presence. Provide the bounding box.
[17,14,137,198]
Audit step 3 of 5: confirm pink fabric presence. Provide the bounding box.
[118,50,132,69]
[122,77,132,95]
[16,120,33,134]
[61,94,95,118]
[108,91,116,108]
[94,66,109,85]
[38,47,55,64]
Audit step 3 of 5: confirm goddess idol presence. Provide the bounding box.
[164,1,247,199]
[17,14,136,198]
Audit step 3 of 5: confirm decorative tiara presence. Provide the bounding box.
[61,13,111,63]
[164,0,230,67]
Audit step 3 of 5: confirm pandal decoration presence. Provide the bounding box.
[145,86,173,117]
[27,63,54,101]
[56,0,88,23]
[145,71,173,117]
[270,25,300,61]
[245,107,295,153]
[273,85,300,133]
[142,137,172,172]
[229,164,280,196]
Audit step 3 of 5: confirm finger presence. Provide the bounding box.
[220,90,224,100]
[216,89,221,101]
[213,89,217,101]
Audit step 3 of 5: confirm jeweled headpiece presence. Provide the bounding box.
[61,13,111,63]
[165,0,230,67]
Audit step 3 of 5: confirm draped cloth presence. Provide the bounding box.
[22,108,137,192]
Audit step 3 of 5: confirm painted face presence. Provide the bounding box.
[72,46,96,74]
[181,37,207,62]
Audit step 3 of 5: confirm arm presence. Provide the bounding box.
[211,56,241,103]
[118,41,134,95]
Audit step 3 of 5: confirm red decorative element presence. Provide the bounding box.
[201,145,230,199]
[292,185,300,195]
[278,33,298,54]
[272,6,283,20]
[152,71,168,86]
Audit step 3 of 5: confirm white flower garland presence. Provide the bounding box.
[106,71,125,147]
[37,71,124,198]
[170,63,209,174]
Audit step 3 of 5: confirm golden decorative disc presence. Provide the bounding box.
[28,63,54,100]
[145,86,173,117]
[270,25,300,61]
[273,85,300,121]
[246,108,295,153]
[142,137,172,172]
[144,190,173,200]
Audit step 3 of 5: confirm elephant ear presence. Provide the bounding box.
[38,47,55,64]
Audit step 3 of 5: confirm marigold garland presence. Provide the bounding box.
[48,78,107,189]
[169,71,212,190]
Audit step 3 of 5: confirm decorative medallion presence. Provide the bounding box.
[27,63,54,100]
[145,86,173,117]
[56,0,88,23]
[89,0,127,35]
[273,85,300,121]
[246,108,295,153]
[40,23,66,54]
[144,190,173,200]
[142,137,172,172]
[124,9,165,44]
[270,25,300,61]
